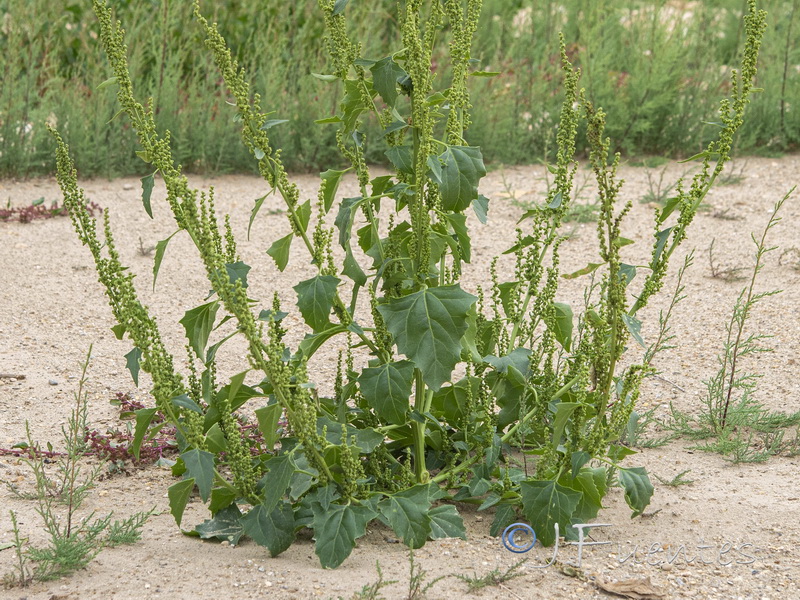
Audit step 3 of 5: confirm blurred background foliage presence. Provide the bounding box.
[1,0,797,177]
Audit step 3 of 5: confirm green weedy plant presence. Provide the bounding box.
[50,0,766,568]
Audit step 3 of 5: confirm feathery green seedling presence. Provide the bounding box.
[455,558,527,592]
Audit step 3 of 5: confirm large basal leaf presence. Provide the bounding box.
[519,480,582,546]
[357,360,415,425]
[258,454,295,514]
[240,501,295,557]
[428,504,467,540]
[293,275,340,332]
[194,504,244,545]
[378,484,432,549]
[377,285,476,391]
[561,466,607,523]
[180,301,219,361]
[618,467,654,517]
[168,477,195,527]
[312,502,376,569]
[181,448,215,502]
[438,145,487,212]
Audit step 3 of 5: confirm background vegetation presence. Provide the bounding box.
[2,0,798,177]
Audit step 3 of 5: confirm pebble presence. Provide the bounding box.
[122,183,134,191]
[49,379,58,385]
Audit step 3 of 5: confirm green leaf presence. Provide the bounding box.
[96,76,118,90]
[334,196,364,248]
[618,467,654,517]
[549,302,573,351]
[562,262,604,279]
[428,505,467,540]
[561,467,607,523]
[490,504,518,537]
[315,115,343,124]
[570,451,591,478]
[224,261,251,289]
[255,403,282,449]
[653,227,674,261]
[312,502,376,568]
[267,233,293,272]
[171,393,203,414]
[548,191,563,209]
[312,73,338,82]
[180,301,219,361]
[552,402,581,449]
[378,484,432,548]
[298,324,348,359]
[332,0,349,15]
[259,454,295,514]
[195,504,244,545]
[209,485,238,514]
[472,195,489,224]
[153,230,180,291]
[382,120,408,137]
[111,324,126,340]
[357,360,415,425]
[621,314,645,348]
[181,448,215,502]
[296,199,312,233]
[293,275,340,332]
[371,56,406,107]
[519,480,582,546]
[131,407,157,460]
[445,212,471,263]
[135,150,152,163]
[320,169,348,213]
[261,119,289,130]
[248,193,268,240]
[377,285,477,390]
[140,172,156,218]
[470,70,501,77]
[254,147,265,161]
[658,198,681,224]
[342,248,367,287]
[438,146,487,212]
[240,501,295,557]
[124,347,142,386]
[168,478,195,527]
[386,146,414,175]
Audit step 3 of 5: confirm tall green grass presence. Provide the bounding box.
[1,0,797,177]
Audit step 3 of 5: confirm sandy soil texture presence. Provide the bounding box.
[1,156,799,599]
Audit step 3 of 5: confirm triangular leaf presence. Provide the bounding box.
[240,501,295,557]
[549,302,573,351]
[267,233,293,272]
[132,407,157,460]
[168,477,195,527]
[438,146,487,212]
[472,194,489,224]
[618,467,654,518]
[370,56,407,107]
[259,454,295,514]
[386,145,414,175]
[377,285,477,390]
[519,480,582,546]
[312,502,376,568]
[140,171,156,218]
[181,448,215,502]
[194,504,244,545]
[124,347,142,386]
[428,504,467,540]
[320,169,348,213]
[180,301,219,361]
[255,403,282,449]
[378,484,432,548]
[293,275,341,332]
[357,360,415,425]
[153,229,180,291]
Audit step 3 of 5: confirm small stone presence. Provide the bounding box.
[123,183,134,191]
[49,379,58,385]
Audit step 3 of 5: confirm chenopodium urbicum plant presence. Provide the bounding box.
[51,0,766,568]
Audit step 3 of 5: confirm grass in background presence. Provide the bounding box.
[1,0,798,178]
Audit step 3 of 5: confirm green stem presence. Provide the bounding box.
[412,368,430,483]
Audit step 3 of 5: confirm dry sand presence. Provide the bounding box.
[1,156,799,599]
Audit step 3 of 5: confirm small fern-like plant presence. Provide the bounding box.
[50,0,766,568]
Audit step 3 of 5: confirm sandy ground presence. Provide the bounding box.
[1,156,799,599]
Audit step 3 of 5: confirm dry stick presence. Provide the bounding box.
[0,373,26,379]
